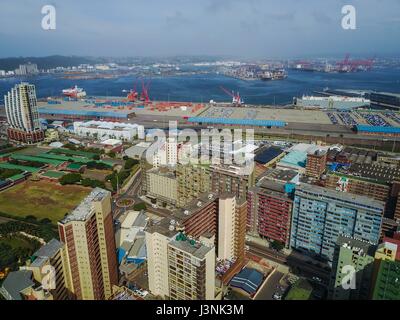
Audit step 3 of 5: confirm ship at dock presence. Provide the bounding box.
[294,95,371,110]
[62,85,87,98]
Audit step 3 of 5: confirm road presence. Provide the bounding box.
[247,242,330,285]
[112,169,142,220]
[254,270,284,300]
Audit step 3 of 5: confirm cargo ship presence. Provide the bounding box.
[260,69,288,81]
[62,85,87,98]
[294,95,371,110]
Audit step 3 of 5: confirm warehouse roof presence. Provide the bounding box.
[356,125,400,134]
[230,268,263,295]
[254,146,284,165]
[39,107,131,118]
[10,154,64,166]
[0,162,40,173]
[188,117,287,127]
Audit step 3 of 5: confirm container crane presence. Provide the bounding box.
[220,86,243,106]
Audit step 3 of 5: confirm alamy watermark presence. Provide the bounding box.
[342,5,356,30]
[41,5,56,30]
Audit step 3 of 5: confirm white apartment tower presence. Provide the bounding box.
[4,82,44,143]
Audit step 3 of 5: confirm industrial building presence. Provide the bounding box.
[73,121,145,141]
[355,125,400,137]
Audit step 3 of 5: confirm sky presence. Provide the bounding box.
[0,0,399,58]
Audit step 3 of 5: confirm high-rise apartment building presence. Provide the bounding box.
[176,163,211,208]
[58,188,118,300]
[146,167,178,206]
[218,195,247,262]
[328,236,376,300]
[305,149,327,178]
[290,184,384,262]
[168,237,215,300]
[247,179,293,247]
[211,164,255,200]
[145,219,216,300]
[4,82,44,143]
[173,192,219,239]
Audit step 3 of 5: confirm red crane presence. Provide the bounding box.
[127,83,138,102]
[220,86,243,105]
[140,79,151,103]
[336,54,375,72]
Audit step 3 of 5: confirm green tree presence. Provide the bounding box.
[59,173,82,185]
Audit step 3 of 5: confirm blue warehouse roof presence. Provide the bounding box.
[38,107,130,118]
[229,268,263,295]
[187,117,286,127]
[356,125,400,134]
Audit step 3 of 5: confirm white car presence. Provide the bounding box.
[273,293,282,300]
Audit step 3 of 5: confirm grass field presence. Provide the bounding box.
[285,279,313,300]
[0,180,91,223]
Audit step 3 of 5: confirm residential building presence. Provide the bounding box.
[217,195,247,262]
[305,149,327,178]
[290,184,384,262]
[247,179,293,247]
[372,234,400,300]
[145,219,216,300]
[20,239,69,300]
[211,164,255,200]
[168,236,215,300]
[0,270,53,300]
[146,167,178,206]
[328,236,376,300]
[176,163,211,208]
[4,82,44,143]
[58,188,118,300]
[325,172,390,203]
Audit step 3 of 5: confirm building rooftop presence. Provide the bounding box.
[169,235,213,260]
[279,150,307,168]
[229,267,263,295]
[346,163,400,184]
[60,188,110,224]
[254,146,284,165]
[296,183,385,211]
[145,217,181,238]
[262,168,299,183]
[0,270,34,300]
[337,235,377,257]
[172,192,218,221]
[33,239,63,259]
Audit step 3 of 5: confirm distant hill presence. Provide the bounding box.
[0,55,100,71]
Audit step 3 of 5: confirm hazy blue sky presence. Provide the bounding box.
[0,0,399,58]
